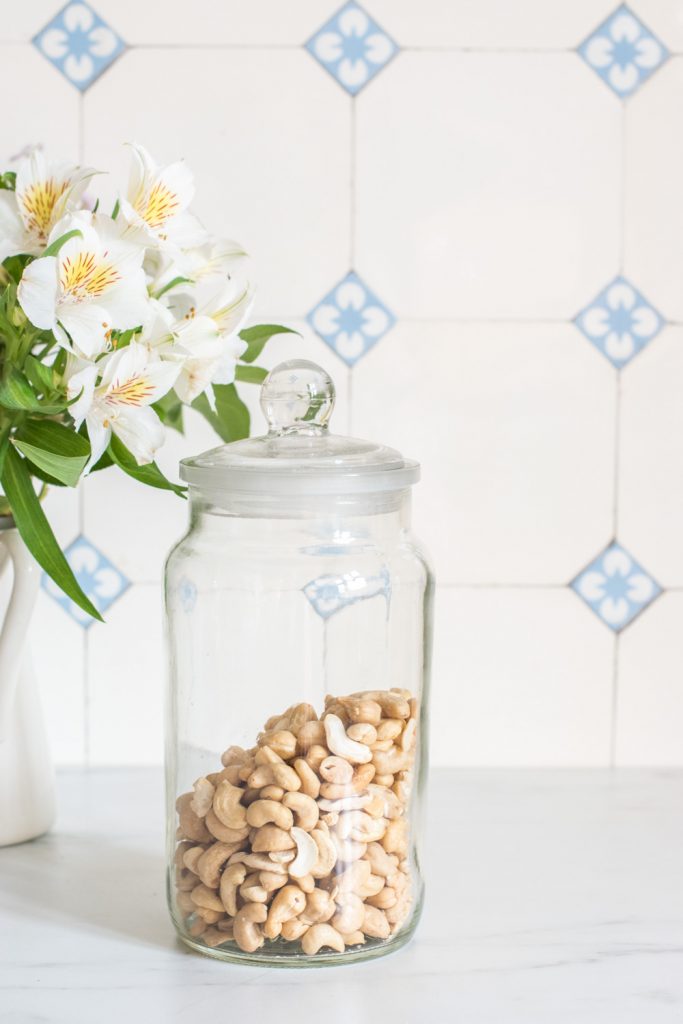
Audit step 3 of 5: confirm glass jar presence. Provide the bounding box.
[164,360,433,966]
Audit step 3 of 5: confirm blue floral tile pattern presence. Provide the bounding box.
[578,5,667,98]
[303,568,391,619]
[42,536,129,627]
[574,277,663,367]
[571,542,661,631]
[33,2,125,91]
[307,271,395,365]
[305,1,398,96]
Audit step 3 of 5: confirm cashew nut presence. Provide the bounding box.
[251,824,296,853]
[344,698,382,726]
[296,720,326,751]
[281,919,309,941]
[324,715,372,765]
[361,904,390,939]
[301,923,345,955]
[317,794,372,813]
[310,828,338,879]
[320,756,353,785]
[191,884,225,912]
[332,893,365,934]
[190,778,215,818]
[213,780,248,830]
[320,762,376,800]
[204,807,249,844]
[258,730,297,760]
[197,841,242,888]
[346,722,378,745]
[246,799,294,831]
[202,926,233,948]
[373,746,411,776]
[282,792,319,831]
[293,758,321,798]
[300,889,336,925]
[260,785,285,801]
[176,793,212,843]
[233,902,268,952]
[288,827,318,879]
[221,745,247,767]
[240,872,269,903]
[263,884,306,939]
[219,862,247,916]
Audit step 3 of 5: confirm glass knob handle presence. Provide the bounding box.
[260,360,336,435]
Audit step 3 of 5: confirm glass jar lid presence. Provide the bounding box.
[180,360,420,496]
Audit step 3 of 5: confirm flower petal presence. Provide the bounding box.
[18,256,58,331]
[111,405,165,464]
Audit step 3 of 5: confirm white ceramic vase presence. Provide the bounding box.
[0,517,56,846]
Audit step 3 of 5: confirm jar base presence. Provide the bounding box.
[176,922,418,968]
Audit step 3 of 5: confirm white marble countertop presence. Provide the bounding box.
[1,768,682,1023]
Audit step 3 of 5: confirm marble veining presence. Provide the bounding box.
[0,769,682,1022]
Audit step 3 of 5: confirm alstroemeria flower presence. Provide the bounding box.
[137,300,244,404]
[68,342,180,467]
[169,275,253,336]
[120,144,207,251]
[0,147,96,261]
[18,212,150,358]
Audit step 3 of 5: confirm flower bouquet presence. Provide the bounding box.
[0,144,293,620]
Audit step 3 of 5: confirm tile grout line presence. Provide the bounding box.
[348,94,356,434]
[609,632,619,767]
[77,90,89,768]
[609,99,628,766]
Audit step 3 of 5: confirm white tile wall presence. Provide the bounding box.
[3,0,681,766]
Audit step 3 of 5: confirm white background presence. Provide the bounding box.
[2,0,682,767]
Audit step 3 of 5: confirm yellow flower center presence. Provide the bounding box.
[135,182,179,230]
[106,374,154,407]
[20,179,68,241]
[60,251,121,299]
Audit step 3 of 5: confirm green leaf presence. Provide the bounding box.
[235,364,268,385]
[0,422,10,481]
[0,368,65,414]
[0,170,16,191]
[42,228,82,258]
[154,275,191,300]
[24,354,56,395]
[153,391,185,434]
[192,384,250,443]
[14,420,90,487]
[238,324,300,363]
[111,198,120,220]
[108,435,186,497]
[0,446,102,621]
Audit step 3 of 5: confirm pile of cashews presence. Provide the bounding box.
[173,687,418,956]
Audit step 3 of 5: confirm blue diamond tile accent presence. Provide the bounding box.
[574,276,664,368]
[42,536,130,627]
[307,271,395,365]
[305,1,398,96]
[571,542,661,631]
[32,2,125,92]
[578,5,667,98]
[303,568,391,619]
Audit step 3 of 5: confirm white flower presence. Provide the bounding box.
[583,11,664,95]
[0,147,96,261]
[137,295,246,405]
[68,342,180,467]
[18,211,150,358]
[119,144,207,251]
[163,238,249,289]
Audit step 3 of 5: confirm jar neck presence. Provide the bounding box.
[187,488,413,542]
